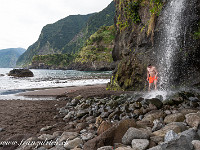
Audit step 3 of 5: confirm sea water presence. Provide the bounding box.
[0,68,111,100]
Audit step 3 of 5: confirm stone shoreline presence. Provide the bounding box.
[1,85,200,150]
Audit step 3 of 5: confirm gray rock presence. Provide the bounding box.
[97,146,113,150]
[36,147,47,150]
[152,119,164,132]
[164,110,172,115]
[132,139,149,150]
[144,98,163,109]
[8,69,34,77]
[0,128,4,132]
[58,132,79,143]
[188,97,199,102]
[40,126,53,132]
[71,98,80,106]
[192,140,200,150]
[77,109,89,118]
[160,128,200,150]
[63,111,74,120]
[164,130,178,142]
[59,107,69,115]
[122,127,150,145]
[81,133,95,141]
[52,131,63,137]
[147,145,162,150]
[38,134,55,141]
[185,112,200,127]
[64,137,83,149]
[150,136,164,144]
[115,147,134,150]
[76,122,88,130]
[153,122,188,137]
[49,145,66,150]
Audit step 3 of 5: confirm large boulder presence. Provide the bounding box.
[8,69,34,77]
[83,119,136,150]
[185,112,200,127]
[164,113,185,124]
[153,122,188,137]
[122,127,150,145]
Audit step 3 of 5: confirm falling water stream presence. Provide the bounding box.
[158,0,186,90]
[145,0,187,99]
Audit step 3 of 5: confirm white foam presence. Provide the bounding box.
[143,90,174,100]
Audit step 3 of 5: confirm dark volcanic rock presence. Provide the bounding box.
[108,0,200,90]
[8,69,34,77]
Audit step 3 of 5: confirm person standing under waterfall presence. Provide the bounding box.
[147,64,158,91]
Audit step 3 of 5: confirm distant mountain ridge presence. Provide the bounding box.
[16,1,115,67]
[0,48,26,68]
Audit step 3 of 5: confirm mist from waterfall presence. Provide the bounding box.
[157,0,186,90]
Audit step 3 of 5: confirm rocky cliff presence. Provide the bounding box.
[108,0,200,91]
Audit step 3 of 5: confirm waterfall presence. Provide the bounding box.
[157,0,186,90]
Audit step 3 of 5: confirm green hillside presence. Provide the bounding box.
[67,25,115,71]
[16,14,92,66]
[62,1,115,54]
[16,1,115,67]
[75,25,115,63]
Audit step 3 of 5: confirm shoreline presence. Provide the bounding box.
[1,84,200,149]
[17,84,132,99]
[0,83,129,146]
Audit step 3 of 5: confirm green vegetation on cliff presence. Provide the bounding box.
[31,54,74,69]
[62,1,115,54]
[75,25,115,64]
[194,22,200,39]
[116,0,163,33]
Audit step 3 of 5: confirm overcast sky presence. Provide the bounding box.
[0,0,113,50]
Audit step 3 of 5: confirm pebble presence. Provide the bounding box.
[164,130,178,142]
[64,138,83,149]
[40,126,53,132]
[81,132,95,141]
[97,146,113,150]
[38,134,55,141]
[122,127,150,145]
[0,128,4,132]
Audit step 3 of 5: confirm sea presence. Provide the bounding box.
[0,68,111,100]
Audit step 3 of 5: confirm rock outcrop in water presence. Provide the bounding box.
[108,0,200,91]
[8,69,34,77]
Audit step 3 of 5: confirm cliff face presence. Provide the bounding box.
[108,0,200,91]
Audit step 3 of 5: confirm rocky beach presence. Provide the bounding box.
[0,84,200,150]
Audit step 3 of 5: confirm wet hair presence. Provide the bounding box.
[148,64,152,67]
